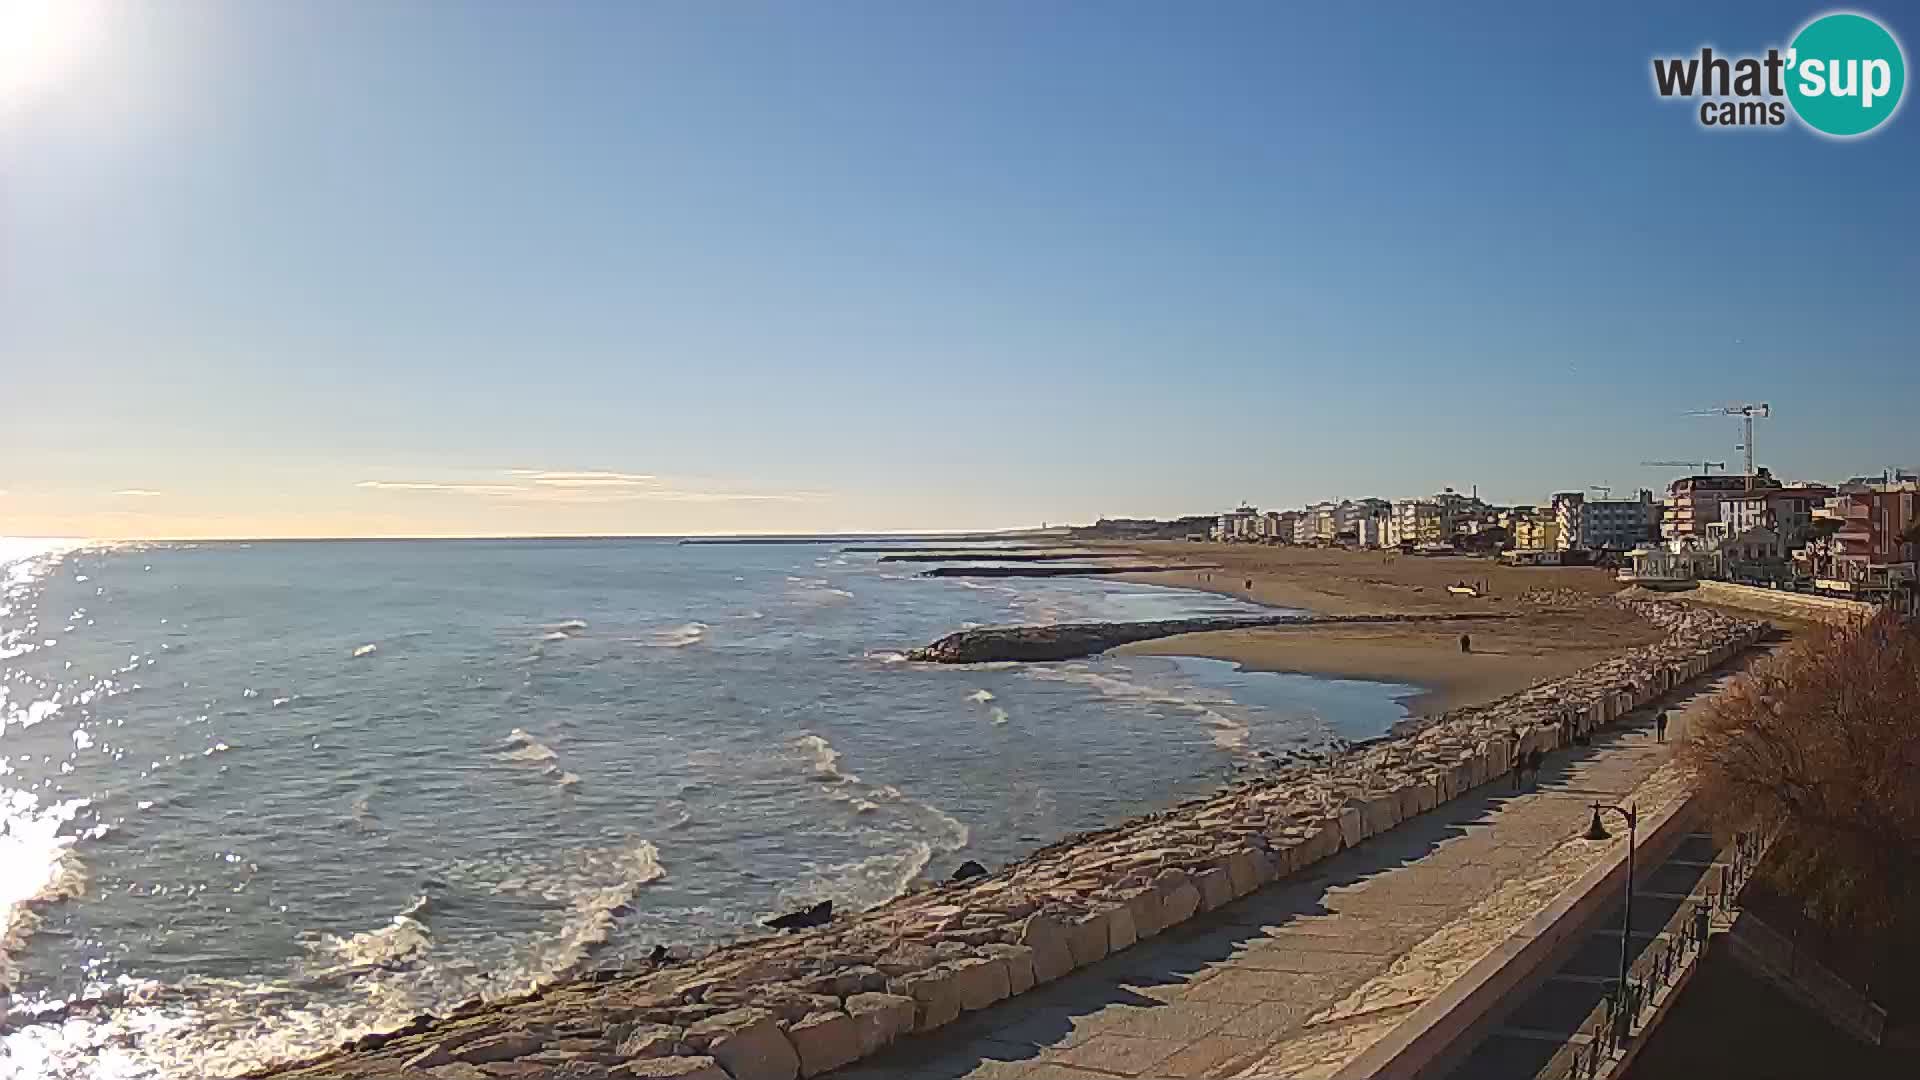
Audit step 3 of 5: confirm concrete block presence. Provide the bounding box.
[785,1011,860,1078]
[1161,881,1201,926]
[685,1008,800,1080]
[886,968,961,1033]
[948,955,1010,1012]
[1067,911,1111,967]
[1107,903,1138,952]
[1396,782,1423,822]
[1338,806,1366,848]
[1017,914,1075,983]
[1363,794,1398,836]
[1193,867,1234,912]
[1123,886,1165,939]
[980,943,1036,995]
[844,993,915,1057]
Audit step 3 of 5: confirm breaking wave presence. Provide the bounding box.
[789,733,970,908]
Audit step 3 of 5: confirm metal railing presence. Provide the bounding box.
[1534,831,1764,1080]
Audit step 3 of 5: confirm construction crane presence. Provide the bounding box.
[1642,460,1728,474]
[1685,403,1770,481]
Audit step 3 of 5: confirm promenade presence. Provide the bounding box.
[831,668,1742,1080]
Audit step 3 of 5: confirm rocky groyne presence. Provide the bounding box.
[253,599,1767,1080]
[906,612,1515,664]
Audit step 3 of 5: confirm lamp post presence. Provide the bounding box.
[1584,802,1640,1006]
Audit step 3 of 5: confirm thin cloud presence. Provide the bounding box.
[507,469,659,488]
[112,489,163,497]
[358,471,825,504]
[356,480,521,496]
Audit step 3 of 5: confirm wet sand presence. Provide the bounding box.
[1107,543,1664,715]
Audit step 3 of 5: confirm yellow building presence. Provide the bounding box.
[1512,512,1560,552]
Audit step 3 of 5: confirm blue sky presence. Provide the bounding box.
[2,1,1915,537]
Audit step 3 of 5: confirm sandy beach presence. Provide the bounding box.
[1105,542,1665,715]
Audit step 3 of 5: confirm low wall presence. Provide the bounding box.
[254,600,1769,1080]
[1692,581,1875,625]
[1329,795,1703,1080]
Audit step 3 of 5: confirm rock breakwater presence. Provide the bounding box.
[907,612,1516,664]
[252,599,1766,1080]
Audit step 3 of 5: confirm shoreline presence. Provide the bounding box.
[1102,547,1665,716]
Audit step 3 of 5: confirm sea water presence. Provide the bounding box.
[0,538,1413,1078]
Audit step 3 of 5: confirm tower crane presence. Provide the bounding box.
[1684,404,1770,482]
[1641,460,1727,474]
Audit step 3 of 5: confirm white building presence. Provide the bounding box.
[1550,492,1586,550]
[1583,490,1657,550]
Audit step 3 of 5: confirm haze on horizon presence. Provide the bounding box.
[2,1,1915,541]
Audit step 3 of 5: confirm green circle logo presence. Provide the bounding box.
[1786,12,1906,136]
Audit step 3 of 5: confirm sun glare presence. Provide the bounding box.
[0,0,105,110]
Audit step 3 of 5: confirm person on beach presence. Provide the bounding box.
[1655,709,1669,743]
[1459,633,1471,654]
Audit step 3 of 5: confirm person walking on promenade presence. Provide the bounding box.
[1654,709,1669,743]
[1459,633,1472,653]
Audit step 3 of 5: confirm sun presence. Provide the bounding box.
[0,0,106,110]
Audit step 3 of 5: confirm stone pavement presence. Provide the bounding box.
[828,667,1748,1080]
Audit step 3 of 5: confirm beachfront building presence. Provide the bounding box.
[1391,499,1446,547]
[1292,500,1344,545]
[1260,510,1300,541]
[1550,491,1586,550]
[1799,481,1919,596]
[1718,485,1835,548]
[1583,489,1659,551]
[1213,504,1261,541]
[1661,470,1781,541]
[1511,509,1560,552]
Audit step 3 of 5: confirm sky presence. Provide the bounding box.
[1,1,1915,539]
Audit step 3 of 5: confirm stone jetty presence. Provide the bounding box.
[907,612,1515,664]
[252,599,1766,1080]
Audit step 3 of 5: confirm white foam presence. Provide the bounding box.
[1027,664,1253,754]
[302,898,433,976]
[966,689,995,703]
[638,622,708,648]
[0,791,93,992]
[787,732,972,908]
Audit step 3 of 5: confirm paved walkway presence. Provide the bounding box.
[830,664,1754,1080]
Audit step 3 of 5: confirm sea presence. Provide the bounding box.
[0,538,1415,1079]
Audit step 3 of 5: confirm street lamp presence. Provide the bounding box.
[1584,802,1640,1003]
